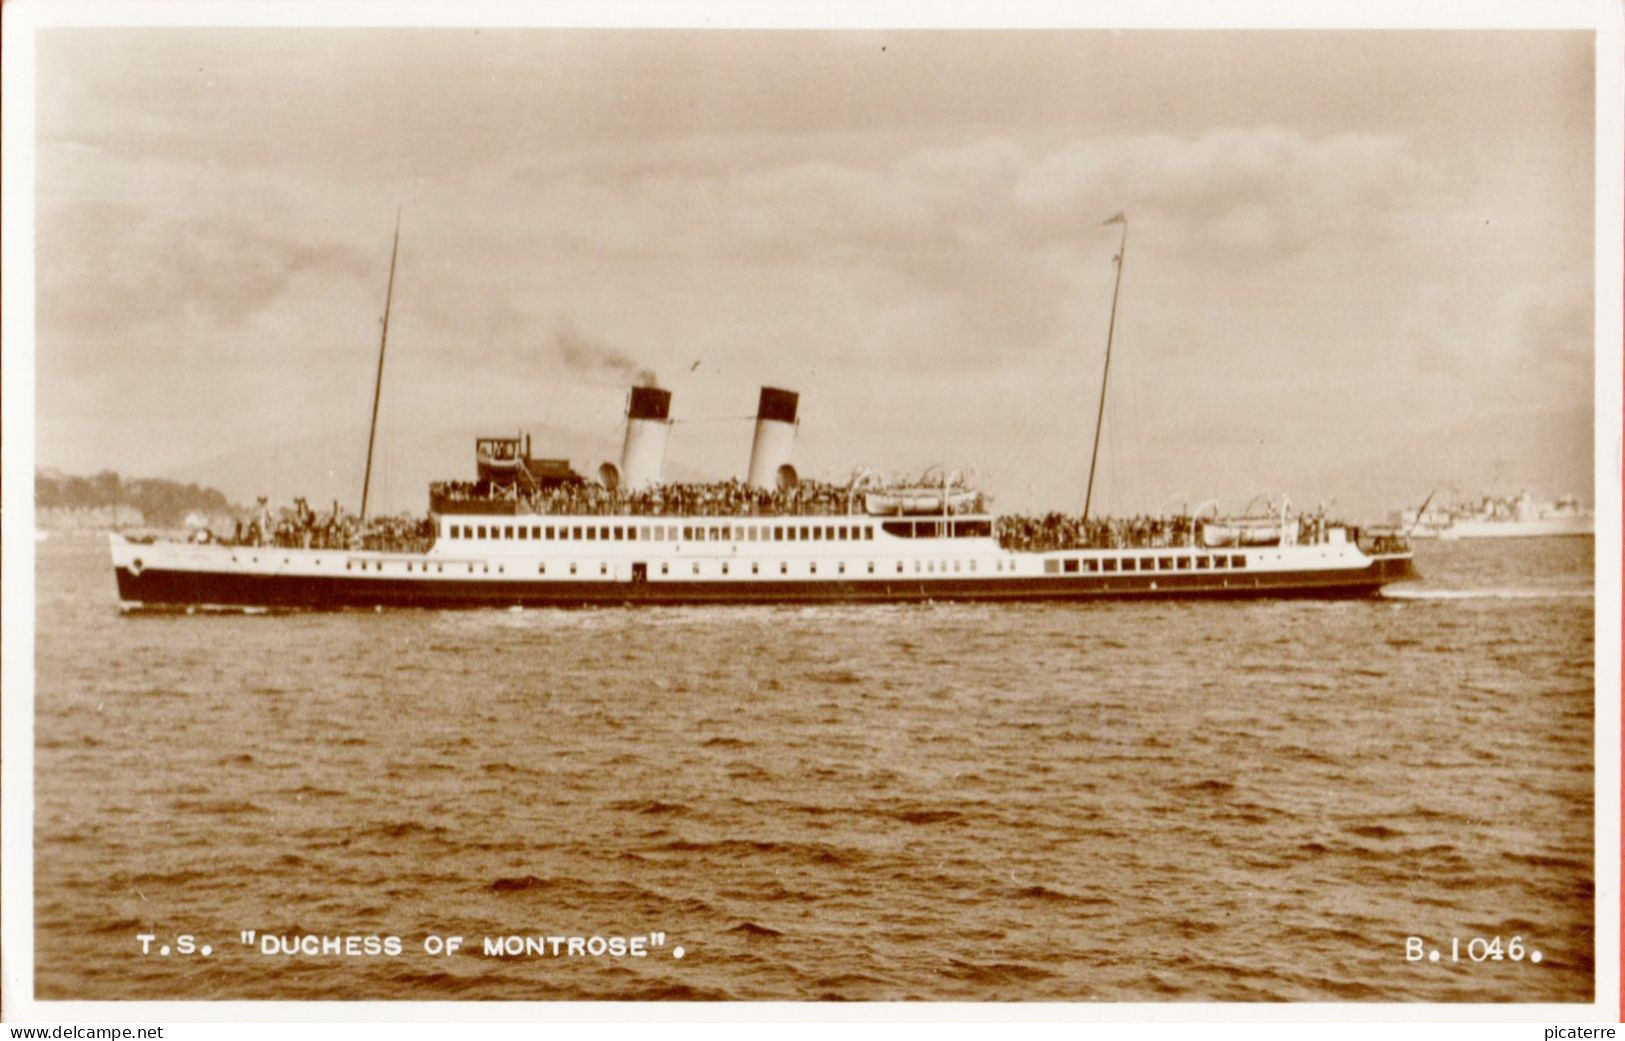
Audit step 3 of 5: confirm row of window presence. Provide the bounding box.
[335,558,1015,578]
[445,521,879,544]
[1044,553,1247,575]
[880,519,995,539]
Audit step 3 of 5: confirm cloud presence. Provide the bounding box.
[1013,128,1433,258]
[37,200,375,334]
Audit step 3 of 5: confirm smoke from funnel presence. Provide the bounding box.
[554,318,658,387]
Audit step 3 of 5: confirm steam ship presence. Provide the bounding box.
[109,384,1416,609]
[106,213,1417,609]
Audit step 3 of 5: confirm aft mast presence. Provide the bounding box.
[360,209,402,523]
[1083,211,1127,525]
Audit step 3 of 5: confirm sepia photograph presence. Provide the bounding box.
[3,0,1620,1025]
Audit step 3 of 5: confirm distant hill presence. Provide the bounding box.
[36,469,240,528]
[1312,406,1594,521]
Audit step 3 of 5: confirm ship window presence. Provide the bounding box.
[661,562,669,575]
[518,527,528,541]
[838,562,845,574]
[571,526,583,540]
[721,562,729,575]
[483,565,489,574]
[468,564,475,573]
[1086,559,1100,573]
[683,526,694,540]
[504,526,515,539]
[790,527,801,541]
[570,562,577,575]
[1196,556,1210,569]
[437,563,444,573]
[345,562,352,570]
[538,563,546,574]
[710,526,722,541]
[600,563,608,575]
[477,525,488,538]
[639,526,651,541]
[1178,556,1191,569]
[751,562,759,574]
[627,526,638,541]
[865,527,874,540]
[587,527,598,541]
[613,526,624,540]
[810,527,821,541]
[1159,556,1173,570]
[1103,558,1118,572]
[773,526,784,541]
[810,562,818,575]
[780,562,788,574]
[867,561,875,574]
[692,562,701,575]
[1213,555,1227,569]
[953,560,961,573]
[838,526,848,540]
[1063,559,1079,574]
[1231,555,1246,568]
[896,562,905,573]
[498,565,505,574]
[546,526,556,539]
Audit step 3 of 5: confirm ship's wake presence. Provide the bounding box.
[1381,587,1593,601]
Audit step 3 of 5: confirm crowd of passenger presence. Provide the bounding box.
[993,509,1386,553]
[996,512,1202,552]
[210,484,1405,558]
[220,497,435,553]
[432,477,905,518]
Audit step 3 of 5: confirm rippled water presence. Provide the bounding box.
[33,535,1595,1001]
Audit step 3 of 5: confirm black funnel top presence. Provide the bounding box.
[627,386,672,421]
[757,386,799,424]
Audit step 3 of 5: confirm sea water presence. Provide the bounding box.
[31,536,1595,1001]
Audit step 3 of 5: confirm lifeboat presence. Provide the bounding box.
[864,488,982,516]
[1199,521,1282,548]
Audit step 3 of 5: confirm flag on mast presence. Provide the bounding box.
[1102,210,1127,225]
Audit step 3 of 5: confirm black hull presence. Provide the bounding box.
[114,557,1419,610]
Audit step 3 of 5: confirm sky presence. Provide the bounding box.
[29,23,1601,519]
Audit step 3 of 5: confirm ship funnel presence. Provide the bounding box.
[618,385,672,491]
[747,386,799,491]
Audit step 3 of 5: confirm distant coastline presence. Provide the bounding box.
[35,469,238,533]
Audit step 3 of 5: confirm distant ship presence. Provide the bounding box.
[1394,492,1593,540]
[106,213,1418,609]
